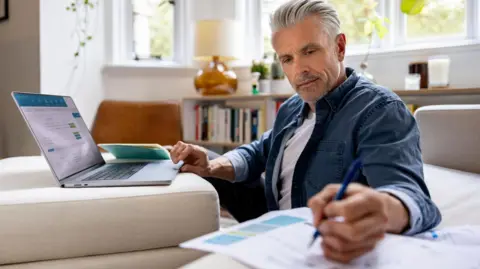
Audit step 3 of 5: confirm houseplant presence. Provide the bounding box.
[65,0,97,58]
[270,53,293,94]
[251,59,270,93]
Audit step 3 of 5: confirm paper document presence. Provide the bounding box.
[180,208,480,269]
[414,225,480,246]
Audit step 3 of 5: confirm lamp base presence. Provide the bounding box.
[194,56,237,95]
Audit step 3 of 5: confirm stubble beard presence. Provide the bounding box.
[296,78,330,104]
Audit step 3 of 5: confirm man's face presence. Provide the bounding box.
[272,15,346,104]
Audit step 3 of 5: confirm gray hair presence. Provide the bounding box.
[269,0,341,39]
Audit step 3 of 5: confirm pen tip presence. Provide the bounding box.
[307,238,315,248]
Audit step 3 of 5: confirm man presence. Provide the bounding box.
[170,0,441,263]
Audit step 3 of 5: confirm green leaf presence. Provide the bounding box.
[66,6,70,11]
[87,36,93,40]
[74,52,79,57]
[377,25,388,39]
[88,3,94,8]
[374,18,388,39]
[364,20,373,36]
[72,7,77,12]
[71,2,75,7]
[84,0,89,4]
[80,42,86,47]
[401,0,426,15]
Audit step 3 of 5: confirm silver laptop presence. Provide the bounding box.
[12,92,183,188]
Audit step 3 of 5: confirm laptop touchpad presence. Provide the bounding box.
[128,161,180,181]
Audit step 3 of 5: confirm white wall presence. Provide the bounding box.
[0,0,105,158]
[346,43,480,90]
[40,0,105,128]
[103,64,252,101]
[0,0,41,158]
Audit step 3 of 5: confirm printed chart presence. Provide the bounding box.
[181,208,480,269]
[205,215,306,246]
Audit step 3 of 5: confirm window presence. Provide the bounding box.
[260,0,379,57]
[258,0,479,58]
[329,0,375,45]
[405,0,466,40]
[260,0,281,57]
[132,0,175,61]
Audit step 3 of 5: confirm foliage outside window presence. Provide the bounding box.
[132,0,174,60]
[406,0,466,40]
[261,0,387,58]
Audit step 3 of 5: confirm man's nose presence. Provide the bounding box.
[292,57,309,77]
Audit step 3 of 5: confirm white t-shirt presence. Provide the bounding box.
[279,111,316,210]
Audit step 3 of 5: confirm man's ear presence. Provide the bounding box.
[335,33,346,61]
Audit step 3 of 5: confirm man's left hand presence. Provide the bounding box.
[307,183,389,264]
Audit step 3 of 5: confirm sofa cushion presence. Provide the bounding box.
[423,164,480,228]
[3,247,205,269]
[0,156,219,265]
[181,253,249,269]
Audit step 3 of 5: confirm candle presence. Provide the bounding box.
[428,56,450,88]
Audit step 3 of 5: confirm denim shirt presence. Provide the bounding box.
[224,67,442,235]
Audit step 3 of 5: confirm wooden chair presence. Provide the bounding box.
[91,100,183,147]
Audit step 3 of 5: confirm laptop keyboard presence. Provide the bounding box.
[82,163,148,181]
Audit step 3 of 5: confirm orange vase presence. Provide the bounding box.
[194,56,238,95]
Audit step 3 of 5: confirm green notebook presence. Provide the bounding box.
[98,143,171,160]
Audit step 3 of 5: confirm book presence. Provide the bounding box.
[98,143,171,160]
[193,104,266,144]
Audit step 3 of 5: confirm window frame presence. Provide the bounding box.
[395,0,472,46]
[252,0,480,59]
[256,0,382,57]
[107,0,191,67]
[107,0,480,66]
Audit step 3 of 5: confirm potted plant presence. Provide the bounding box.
[251,59,270,93]
[270,53,293,94]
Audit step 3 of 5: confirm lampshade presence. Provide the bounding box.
[194,19,242,62]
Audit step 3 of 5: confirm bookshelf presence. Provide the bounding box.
[181,93,291,149]
[181,88,480,149]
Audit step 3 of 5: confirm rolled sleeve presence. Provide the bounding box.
[357,100,442,234]
[221,129,272,184]
[377,187,423,235]
[223,150,249,183]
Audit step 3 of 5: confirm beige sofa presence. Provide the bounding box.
[0,154,218,269]
[183,104,480,268]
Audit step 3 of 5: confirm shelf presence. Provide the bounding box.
[394,88,480,96]
[182,88,480,101]
[182,93,293,101]
[184,140,243,148]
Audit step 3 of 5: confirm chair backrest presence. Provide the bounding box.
[414,105,480,174]
[91,100,183,147]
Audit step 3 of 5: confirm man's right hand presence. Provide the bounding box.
[169,141,236,181]
[170,141,211,177]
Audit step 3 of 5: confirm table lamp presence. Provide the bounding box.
[193,19,241,95]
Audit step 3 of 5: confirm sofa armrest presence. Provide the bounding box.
[0,171,219,265]
[414,105,480,174]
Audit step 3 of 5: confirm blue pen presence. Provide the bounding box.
[308,158,363,247]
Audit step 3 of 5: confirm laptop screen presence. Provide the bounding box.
[13,92,105,180]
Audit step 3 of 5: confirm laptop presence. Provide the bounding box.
[11,92,183,188]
